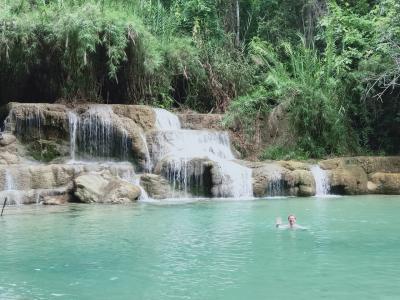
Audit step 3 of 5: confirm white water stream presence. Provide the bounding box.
[151,108,253,198]
[311,165,330,196]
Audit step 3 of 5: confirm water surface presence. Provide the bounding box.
[1,195,400,299]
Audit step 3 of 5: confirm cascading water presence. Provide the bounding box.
[139,132,152,172]
[151,108,253,198]
[2,169,21,205]
[5,105,43,141]
[154,108,181,130]
[64,105,152,200]
[266,171,284,197]
[5,169,15,191]
[68,106,130,161]
[68,111,78,161]
[311,165,330,196]
[150,130,235,166]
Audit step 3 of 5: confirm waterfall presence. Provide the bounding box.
[266,171,284,197]
[2,169,22,205]
[117,166,150,201]
[6,104,43,141]
[139,132,152,172]
[212,160,253,198]
[311,165,330,196]
[151,108,253,198]
[154,108,181,130]
[68,111,78,161]
[150,130,235,167]
[68,105,130,160]
[5,169,15,190]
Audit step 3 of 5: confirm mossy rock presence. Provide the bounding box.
[27,140,66,162]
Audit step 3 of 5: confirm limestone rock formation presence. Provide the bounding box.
[0,133,16,146]
[0,151,20,164]
[320,157,400,195]
[74,171,141,203]
[251,163,286,197]
[284,169,316,197]
[2,102,157,168]
[320,157,400,174]
[368,173,400,194]
[140,174,177,199]
[178,113,224,131]
[250,161,315,197]
[42,194,69,205]
[329,165,368,194]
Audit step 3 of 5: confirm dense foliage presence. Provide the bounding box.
[0,0,398,157]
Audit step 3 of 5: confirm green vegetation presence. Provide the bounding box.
[27,140,64,162]
[0,0,399,158]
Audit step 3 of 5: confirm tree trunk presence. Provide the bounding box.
[235,0,240,47]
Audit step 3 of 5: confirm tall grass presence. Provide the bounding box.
[225,37,356,158]
[0,0,250,110]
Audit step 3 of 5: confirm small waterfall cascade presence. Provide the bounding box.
[5,105,43,141]
[266,171,284,197]
[68,111,78,161]
[311,165,330,196]
[5,169,15,190]
[2,169,22,205]
[139,132,152,172]
[117,167,149,201]
[212,160,253,198]
[154,108,181,130]
[151,108,253,198]
[68,106,129,160]
[150,130,235,167]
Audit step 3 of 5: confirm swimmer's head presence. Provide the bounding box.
[288,215,296,226]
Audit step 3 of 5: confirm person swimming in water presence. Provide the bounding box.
[276,214,306,229]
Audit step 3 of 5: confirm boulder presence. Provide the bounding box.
[329,165,368,194]
[42,194,69,205]
[368,172,400,194]
[277,160,310,171]
[112,105,156,131]
[0,133,16,146]
[178,113,224,131]
[0,151,20,164]
[284,169,316,197]
[140,174,177,199]
[74,172,141,203]
[252,163,287,197]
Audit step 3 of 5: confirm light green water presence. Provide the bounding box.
[1,195,400,300]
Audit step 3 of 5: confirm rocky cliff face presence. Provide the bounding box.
[0,102,399,206]
[320,157,400,195]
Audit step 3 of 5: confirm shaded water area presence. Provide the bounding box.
[1,195,400,299]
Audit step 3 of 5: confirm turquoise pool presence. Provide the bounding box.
[1,195,400,299]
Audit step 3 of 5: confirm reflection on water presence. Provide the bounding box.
[1,196,400,300]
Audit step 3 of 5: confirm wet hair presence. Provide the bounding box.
[288,214,296,221]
